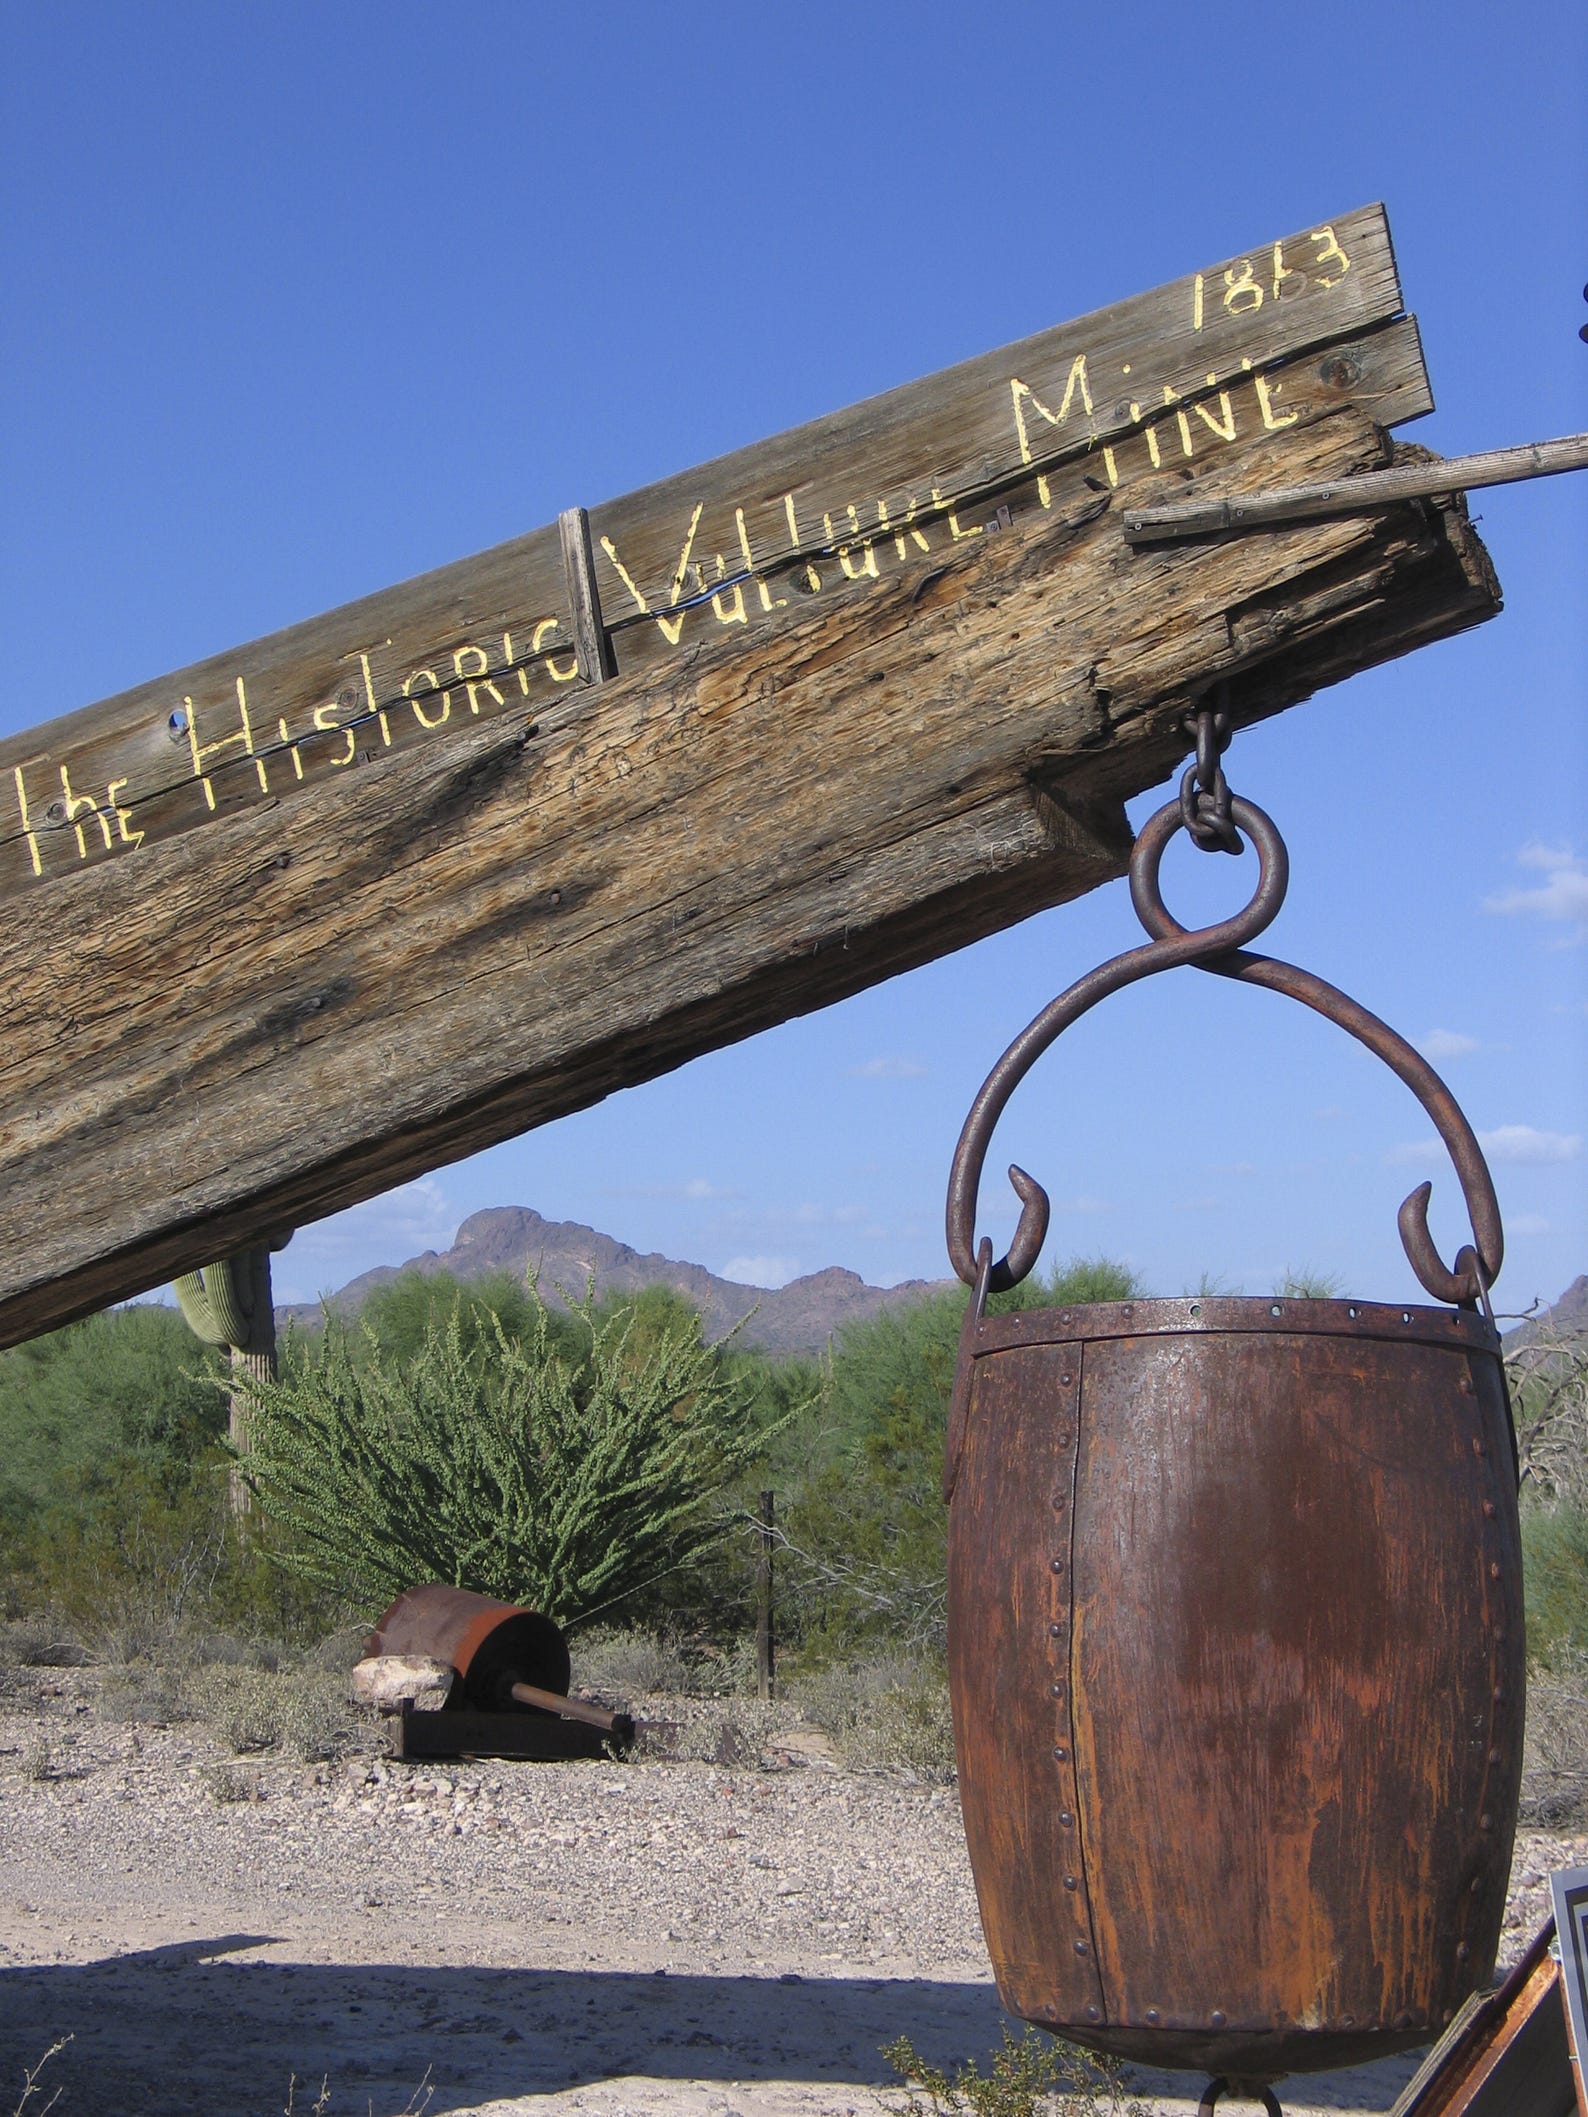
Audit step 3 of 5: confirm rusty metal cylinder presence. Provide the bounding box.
[368,1583,571,1713]
[946,1292,1524,2080]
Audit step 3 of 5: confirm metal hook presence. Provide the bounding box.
[947,797,1503,1307]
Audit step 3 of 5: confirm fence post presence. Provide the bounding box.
[756,1489,775,1702]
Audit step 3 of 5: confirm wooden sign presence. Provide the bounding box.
[0,203,1500,1344]
[1391,1909,1586,2116]
[1556,1868,1588,2116]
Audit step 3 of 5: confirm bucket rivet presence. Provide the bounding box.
[1074,1939,1090,1957]
[1063,1874,1079,1891]
[1051,1683,1064,1698]
[1059,1811,1074,1828]
[1145,2008,1160,2025]
[1455,1941,1471,1961]
[1052,1492,1067,1509]
[1470,1877,1484,1894]
[1478,1813,1493,1831]
[1085,2006,1101,2023]
[1482,1500,1497,1518]
[1049,1622,1065,1637]
[1472,1437,1486,1456]
[1210,2011,1226,2029]
[1060,1373,1073,1386]
[1394,2011,1415,2030]
[1459,1376,1474,1394]
[1487,1746,1503,1765]
[1051,1558,1065,1574]
[1054,1745,1069,1761]
[1493,1685,1505,1702]
[1488,1561,1502,1580]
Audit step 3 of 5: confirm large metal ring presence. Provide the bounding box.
[1198,2082,1283,2117]
[946,799,1288,1292]
[1133,795,1289,936]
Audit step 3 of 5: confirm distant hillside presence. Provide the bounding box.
[277,1205,951,1359]
[1503,1272,1588,1370]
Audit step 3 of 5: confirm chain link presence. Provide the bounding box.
[1179,687,1242,854]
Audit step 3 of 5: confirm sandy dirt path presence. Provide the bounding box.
[1,1671,1578,2116]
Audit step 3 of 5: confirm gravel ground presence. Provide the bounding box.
[0,1667,1582,2117]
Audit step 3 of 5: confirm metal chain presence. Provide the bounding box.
[1179,687,1242,854]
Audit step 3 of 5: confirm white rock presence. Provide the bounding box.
[349,1654,456,1712]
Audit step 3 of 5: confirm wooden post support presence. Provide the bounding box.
[0,202,1501,1346]
[755,1489,775,1704]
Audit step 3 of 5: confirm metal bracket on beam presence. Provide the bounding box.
[558,506,615,685]
[1122,431,1588,547]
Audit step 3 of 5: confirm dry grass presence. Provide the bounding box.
[8,2036,69,2117]
[1522,1647,1588,1828]
[792,1653,956,1780]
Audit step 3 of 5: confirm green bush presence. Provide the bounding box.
[235,1282,794,1625]
[0,1302,227,1522]
[1523,1500,1588,1659]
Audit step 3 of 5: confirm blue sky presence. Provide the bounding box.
[2,4,1583,1317]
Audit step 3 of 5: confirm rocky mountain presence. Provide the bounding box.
[1502,1272,1588,1369]
[276,1205,951,1359]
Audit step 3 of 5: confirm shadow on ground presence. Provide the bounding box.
[0,1934,1424,2115]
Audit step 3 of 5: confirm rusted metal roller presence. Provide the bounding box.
[365,1583,634,1756]
[941,723,1525,2101]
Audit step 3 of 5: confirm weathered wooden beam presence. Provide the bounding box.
[0,205,1500,1346]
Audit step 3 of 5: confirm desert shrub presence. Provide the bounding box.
[1275,1267,1342,1299]
[96,1666,192,1725]
[792,1653,956,1778]
[235,1283,795,1625]
[0,1618,88,1668]
[0,1302,227,1519]
[883,2024,1150,2117]
[1521,1646,1588,1828]
[201,1762,260,1804]
[197,1666,284,1752]
[178,1664,356,1759]
[5,1452,344,1662]
[1523,1501,1588,1659]
[570,1625,692,1698]
[278,1675,353,1760]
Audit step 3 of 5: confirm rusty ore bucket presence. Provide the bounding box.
[945,1291,1522,2078]
[942,783,1524,2086]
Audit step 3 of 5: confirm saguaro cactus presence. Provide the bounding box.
[175,1243,280,1515]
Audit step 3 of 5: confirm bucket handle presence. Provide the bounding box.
[946,797,1503,1310]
